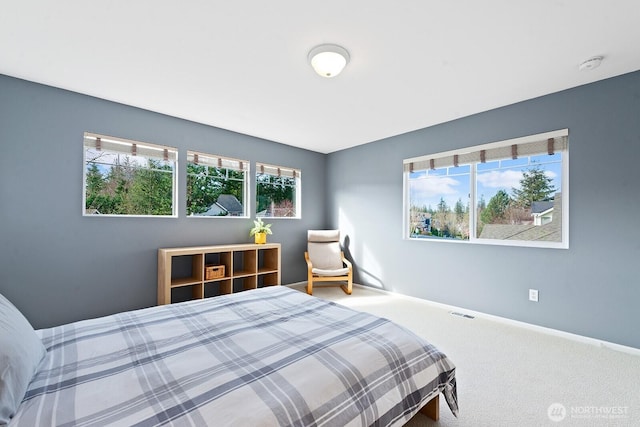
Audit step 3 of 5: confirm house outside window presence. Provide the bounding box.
[83,133,177,217]
[256,163,301,218]
[186,151,249,217]
[403,129,569,248]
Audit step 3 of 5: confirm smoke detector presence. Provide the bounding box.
[578,56,603,71]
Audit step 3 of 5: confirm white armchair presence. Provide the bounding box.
[304,230,353,295]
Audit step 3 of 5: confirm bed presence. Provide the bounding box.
[7,286,457,426]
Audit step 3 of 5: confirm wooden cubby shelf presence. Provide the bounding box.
[158,243,281,305]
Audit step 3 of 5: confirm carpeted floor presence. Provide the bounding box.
[287,283,640,427]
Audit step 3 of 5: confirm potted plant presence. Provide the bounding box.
[249,217,272,244]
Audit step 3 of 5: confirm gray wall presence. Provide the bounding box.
[2,70,639,349]
[0,74,325,329]
[326,70,640,349]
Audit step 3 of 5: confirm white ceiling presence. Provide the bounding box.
[1,1,639,154]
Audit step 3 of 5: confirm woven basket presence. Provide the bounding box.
[205,265,225,280]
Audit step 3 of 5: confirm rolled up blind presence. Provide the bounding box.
[256,162,300,179]
[187,151,248,172]
[84,132,177,162]
[404,129,568,172]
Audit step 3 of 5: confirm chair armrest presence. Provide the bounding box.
[304,251,313,271]
[341,252,353,269]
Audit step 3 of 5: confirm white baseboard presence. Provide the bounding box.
[285,282,640,356]
[285,281,307,287]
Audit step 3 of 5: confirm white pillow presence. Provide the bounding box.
[0,293,47,424]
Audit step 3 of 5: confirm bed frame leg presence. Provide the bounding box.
[419,394,439,421]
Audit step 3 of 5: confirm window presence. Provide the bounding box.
[83,133,177,217]
[186,152,249,217]
[256,163,301,218]
[404,129,569,248]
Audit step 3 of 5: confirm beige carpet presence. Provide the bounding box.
[287,283,640,427]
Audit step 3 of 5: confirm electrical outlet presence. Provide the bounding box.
[529,289,539,302]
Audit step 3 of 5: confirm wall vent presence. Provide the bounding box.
[450,311,475,319]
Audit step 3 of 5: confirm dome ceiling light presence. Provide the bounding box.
[308,44,350,78]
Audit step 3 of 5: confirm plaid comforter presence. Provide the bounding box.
[12,286,457,426]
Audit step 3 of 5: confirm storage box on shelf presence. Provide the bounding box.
[157,243,281,305]
[205,265,225,280]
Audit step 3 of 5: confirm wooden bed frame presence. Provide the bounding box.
[420,394,440,421]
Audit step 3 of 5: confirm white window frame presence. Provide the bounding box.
[83,132,178,217]
[255,163,301,219]
[403,129,569,249]
[186,151,250,218]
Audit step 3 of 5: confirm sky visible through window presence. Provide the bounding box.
[409,165,470,213]
[409,153,562,214]
[477,153,562,209]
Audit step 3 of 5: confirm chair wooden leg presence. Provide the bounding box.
[340,284,352,295]
[305,251,313,295]
[340,277,352,295]
[340,272,353,295]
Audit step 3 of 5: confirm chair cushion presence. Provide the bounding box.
[312,267,350,277]
[307,229,340,243]
[0,293,47,424]
[308,241,344,270]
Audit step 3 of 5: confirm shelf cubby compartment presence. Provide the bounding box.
[171,283,204,303]
[169,254,203,286]
[233,250,257,277]
[204,251,232,280]
[258,247,279,273]
[257,272,279,288]
[204,279,232,298]
[233,276,257,293]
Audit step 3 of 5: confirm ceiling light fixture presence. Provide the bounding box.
[308,44,350,78]
[578,56,603,71]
